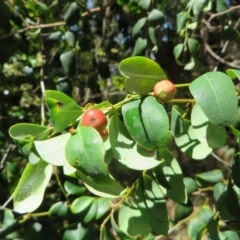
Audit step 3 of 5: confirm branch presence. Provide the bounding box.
[208,5,240,22]
[0,7,102,40]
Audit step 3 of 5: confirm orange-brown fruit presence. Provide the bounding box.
[153,80,176,102]
[100,129,109,142]
[81,108,107,132]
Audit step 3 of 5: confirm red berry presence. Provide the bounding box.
[153,80,176,102]
[100,129,109,142]
[81,108,107,132]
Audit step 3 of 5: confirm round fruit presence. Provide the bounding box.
[100,129,109,142]
[81,108,107,132]
[153,80,176,102]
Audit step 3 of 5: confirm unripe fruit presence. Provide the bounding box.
[153,80,176,102]
[81,108,107,132]
[100,129,109,142]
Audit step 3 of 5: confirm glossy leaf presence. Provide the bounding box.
[184,177,198,194]
[64,181,85,195]
[45,31,62,41]
[9,123,50,157]
[70,196,94,214]
[197,205,213,225]
[189,72,238,126]
[148,9,164,23]
[109,112,161,170]
[191,103,226,148]
[132,17,147,37]
[34,133,71,166]
[152,163,171,189]
[226,176,240,220]
[65,31,76,47]
[174,119,212,160]
[119,56,166,94]
[132,37,147,56]
[171,105,185,137]
[49,201,68,217]
[95,198,111,220]
[13,160,52,213]
[77,170,124,198]
[45,90,83,132]
[195,169,224,187]
[213,182,235,220]
[138,0,151,10]
[122,96,169,151]
[232,138,240,188]
[226,69,240,80]
[177,11,188,33]
[135,174,168,235]
[83,199,98,223]
[63,2,81,26]
[219,230,239,240]
[60,51,76,77]
[187,38,199,54]
[65,126,110,183]
[187,218,206,240]
[174,201,193,222]
[63,223,88,240]
[118,200,149,237]
[158,148,187,204]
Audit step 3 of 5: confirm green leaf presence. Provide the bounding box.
[148,27,157,46]
[187,218,206,239]
[171,105,185,137]
[2,209,17,229]
[63,223,88,240]
[122,96,169,151]
[64,181,85,195]
[109,112,161,170]
[70,196,94,214]
[132,17,147,37]
[219,230,239,240]
[184,177,198,194]
[65,126,109,183]
[49,201,68,217]
[119,56,166,95]
[189,72,238,126]
[195,169,224,186]
[174,119,212,160]
[83,199,98,223]
[191,103,226,148]
[65,31,76,47]
[198,205,214,225]
[177,11,188,33]
[77,170,124,198]
[226,176,240,220]
[44,31,62,41]
[138,0,151,10]
[13,160,52,213]
[232,138,240,188]
[174,201,193,222]
[147,9,164,23]
[216,0,228,12]
[132,37,147,56]
[187,38,199,55]
[45,90,83,132]
[111,211,135,240]
[173,44,184,66]
[95,198,111,220]
[158,148,187,204]
[135,174,168,235]
[63,2,81,26]
[226,69,240,80]
[152,163,172,189]
[34,133,71,166]
[60,51,76,77]
[213,182,235,220]
[118,200,149,237]
[9,123,50,157]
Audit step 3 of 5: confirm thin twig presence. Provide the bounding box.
[211,152,231,167]
[0,7,103,40]
[208,5,240,22]
[0,144,13,169]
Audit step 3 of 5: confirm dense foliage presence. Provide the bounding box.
[1,0,240,239]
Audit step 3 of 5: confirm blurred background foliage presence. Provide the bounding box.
[1,0,240,239]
